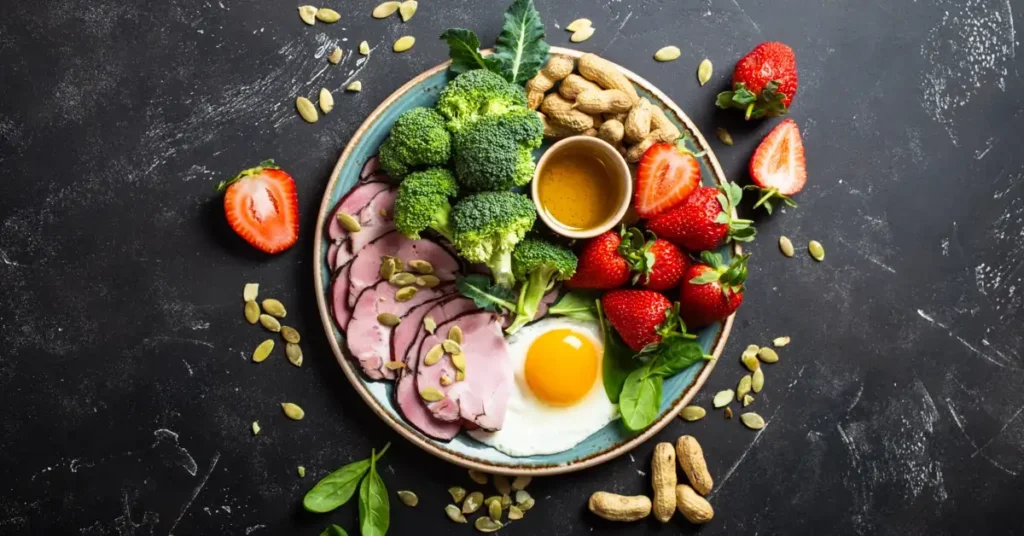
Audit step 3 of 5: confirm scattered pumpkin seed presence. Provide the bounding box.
[336,211,361,232]
[408,259,433,274]
[737,375,752,401]
[713,389,734,408]
[488,500,502,521]
[397,490,419,507]
[328,47,343,64]
[746,343,760,353]
[742,394,755,407]
[565,18,592,32]
[808,240,825,261]
[395,286,418,302]
[511,475,531,491]
[741,352,760,372]
[445,504,467,523]
[773,336,791,347]
[315,8,340,23]
[390,272,417,286]
[779,236,795,257]
[253,339,275,362]
[447,325,463,344]
[281,402,305,420]
[359,41,370,55]
[514,490,531,505]
[508,504,524,520]
[455,370,465,382]
[424,344,444,366]
[377,312,401,327]
[286,343,303,367]
[252,421,261,435]
[378,258,395,281]
[298,5,317,25]
[259,314,281,332]
[243,283,259,302]
[474,517,502,533]
[449,486,467,503]
[741,412,765,430]
[493,475,511,495]
[468,469,489,485]
[262,299,287,318]
[419,387,444,402]
[392,36,415,53]
[372,1,400,18]
[757,347,779,363]
[347,81,363,92]
[319,88,334,114]
[680,405,706,421]
[697,58,713,86]
[462,491,483,514]
[442,340,462,354]
[716,127,734,146]
[384,361,406,370]
[398,0,417,21]
[244,300,260,324]
[450,352,467,372]
[298,466,306,478]
[501,494,511,509]
[724,406,733,419]
[416,275,440,288]
[281,326,301,344]
[570,26,595,43]
[654,46,681,62]
[440,374,453,386]
[423,315,436,334]
[752,367,764,393]
[296,96,318,123]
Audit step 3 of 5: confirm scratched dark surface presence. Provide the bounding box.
[2,0,1023,534]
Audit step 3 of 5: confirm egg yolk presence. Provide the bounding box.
[524,329,599,406]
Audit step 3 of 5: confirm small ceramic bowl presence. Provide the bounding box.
[531,136,632,239]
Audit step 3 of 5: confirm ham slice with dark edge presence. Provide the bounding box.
[347,280,451,381]
[360,155,380,180]
[415,311,512,432]
[335,188,398,269]
[347,230,460,309]
[330,264,354,331]
[327,181,390,242]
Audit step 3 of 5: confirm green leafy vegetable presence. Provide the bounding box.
[493,0,549,85]
[359,448,390,536]
[619,365,663,431]
[456,274,517,312]
[644,337,708,377]
[598,300,636,404]
[440,28,501,75]
[302,443,390,513]
[320,525,349,536]
[548,290,599,321]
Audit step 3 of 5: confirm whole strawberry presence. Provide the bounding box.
[716,42,798,119]
[647,182,756,253]
[679,252,749,327]
[601,290,674,352]
[566,230,631,289]
[638,238,690,291]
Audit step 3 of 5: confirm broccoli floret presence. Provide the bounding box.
[451,191,537,287]
[452,108,543,193]
[378,107,451,179]
[436,70,528,133]
[393,167,459,241]
[506,238,578,334]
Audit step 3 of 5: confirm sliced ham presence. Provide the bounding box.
[415,311,512,431]
[347,280,451,381]
[391,294,457,366]
[397,297,478,367]
[335,188,398,269]
[327,242,340,272]
[330,264,354,332]
[327,181,390,243]
[347,230,460,309]
[360,155,380,180]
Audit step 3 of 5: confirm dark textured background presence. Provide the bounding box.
[2,0,1023,534]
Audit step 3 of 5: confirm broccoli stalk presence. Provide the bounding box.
[451,191,536,288]
[506,238,578,334]
[393,168,458,241]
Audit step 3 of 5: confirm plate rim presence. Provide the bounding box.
[312,46,737,476]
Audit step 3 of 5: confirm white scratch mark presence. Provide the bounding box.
[916,309,949,329]
[168,452,221,536]
[948,398,1020,475]
[729,0,762,34]
[974,137,995,159]
[599,11,633,54]
[143,336,215,349]
[245,525,267,534]
[864,255,898,274]
[153,429,198,476]
[709,408,781,498]
[915,310,1016,368]
[973,405,1024,456]
[182,360,194,376]
[845,382,865,414]
[0,249,21,266]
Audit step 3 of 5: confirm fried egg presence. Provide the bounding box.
[468,317,618,456]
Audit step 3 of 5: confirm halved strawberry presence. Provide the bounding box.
[747,119,806,214]
[216,160,299,254]
[634,139,702,218]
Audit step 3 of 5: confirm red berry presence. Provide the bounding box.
[218,161,299,254]
[634,142,701,218]
[601,290,673,352]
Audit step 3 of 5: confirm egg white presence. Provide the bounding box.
[468,317,619,456]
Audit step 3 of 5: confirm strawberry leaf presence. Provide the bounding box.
[493,0,549,85]
[716,81,789,120]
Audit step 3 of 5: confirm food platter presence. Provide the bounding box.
[313,46,737,475]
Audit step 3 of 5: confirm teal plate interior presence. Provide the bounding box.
[313,49,735,474]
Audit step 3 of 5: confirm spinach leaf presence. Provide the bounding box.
[598,301,636,403]
[456,274,516,313]
[358,448,390,536]
[645,337,707,378]
[549,290,599,321]
[493,0,549,85]
[440,28,501,75]
[618,365,663,431]
[303,443,391,513]
[320,525,349,536]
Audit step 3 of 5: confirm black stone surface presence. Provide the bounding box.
[2,0,1023,534]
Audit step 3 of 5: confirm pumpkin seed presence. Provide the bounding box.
[449,486,467,503]
[377,312,401,327]
[328,47,343,64]
[746,344,760,353]
[416,275,440,288]
[445,504,467,523]
[741,412,765,430]
[392,36,415,53]
[468,469,488,485]
[680,405,706,421]
[262,299,287,318]
[286,343,303,367]
[243,283,259,302]
[713,389,734,408]
[395,286,418,302]
[419,387,444,402]
[737,375,752,401]
[359,41,370,55]
[570,26,595,43]
[315,8,340,23]
[281,326,301,344]
[741,352,760,372]
[493,474,511,495]
[450,352,466,372]
[298,5,317,25]
[462,491,483,514]
[724,406,733,419]
[259,314,281,332]
[716,127,734,146]
[424,344,444,366]
[442,340,462,354]
[296,96,318,123]
[447,325,463,344]
[773,336,791,347]
[281,402,305,420]
[384,361,406,370]
[253,339,275,362]
[423,315,436,334]
[397,490,418,507]
[244,300,260,324]
[511,475,531,491]
[654,46,681,62]
[474,517,502,533]
[501,494,511,509]
[742,393,755,407]
[514,490,531,506]
[697,58,713,86]
[779,236,795,257]
[565,18,592,32]
[398,0,417,21]
[252,421,261,435]
[757,347,779,363]
[319,88,334,114]
[347,81,363,92]
[752,367,764,393]
[298,466,306,478]
[390,272,417,286]
[808,240,825,261]
[509,504,524,520]
[455,370,465,382]
[407,259,433,274]
[440,374,453,386]
[336,211,361,232]
[488,500,502,521]
[372,1,400,18]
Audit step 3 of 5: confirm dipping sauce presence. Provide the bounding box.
[536,149,622,231]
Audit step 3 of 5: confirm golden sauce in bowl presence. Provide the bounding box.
[536,149,623,231]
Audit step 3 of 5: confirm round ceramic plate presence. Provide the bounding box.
[313,47,736,475]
